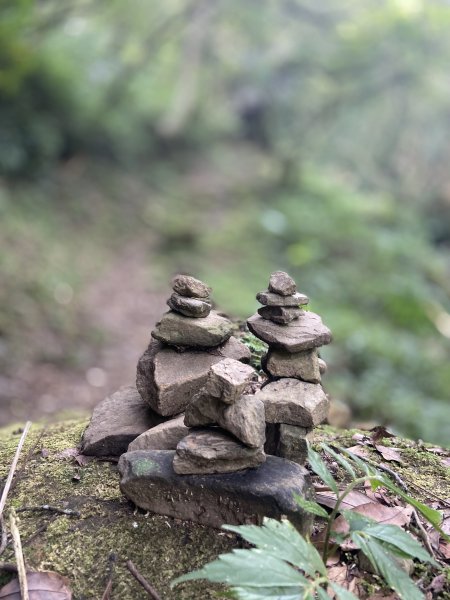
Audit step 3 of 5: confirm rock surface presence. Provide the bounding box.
[257,305,304,324]
[172,274,212,298]
[254,378,329,426]
[263,348,321,383]
[247,311,332,352]
[119,449,313,534]
[80,386,165,457]
[128,414,188,451]
[256,291,309,307]
[268,271,297,296]
[152,310,233,348]
[318,358,327,374]
[173,428,265,474]
[167,293,211,318]
[277,424,312,465]
[184,392,266,448]
[136,337,250,416]
[206,358,256,404]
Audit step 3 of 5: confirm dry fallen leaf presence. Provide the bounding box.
[0,571,72,599]
[374,445,404,464]
[370,426,396,444]
[345,445,371,459]
[315,488,372,510]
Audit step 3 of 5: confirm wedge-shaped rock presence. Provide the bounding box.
[172,274,212,298]
[152,310,233,348]
[268,271,297,296]
[119,449,313,534]
[206,358,256,404]
[184,392,265,447]
[247,311,331,352]
[128,414,188,451]
[136,337,250,416]
[263,348,321,383]
[258,305,304,324]
[173,428,265,475]
[80,386,165,457]
[254,379,329,427]
[167,292,211,318]
[256,291,309,307]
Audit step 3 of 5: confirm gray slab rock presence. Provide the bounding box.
[167,292,211,318]
[119,449,313,534]
[268,271,297,296]
[256,291,309,307]
[128,414,188,451]
[258,305,304,325]
[206,358,256,404]
[247,311,332,352]
[136,337,250,416]
[254,378,330,427]
[184,392,266,448]
[173,428,265,474]
[152,310,233,348]
[172,274,212,298]
[80,386,165,457]
[263,348,321,383]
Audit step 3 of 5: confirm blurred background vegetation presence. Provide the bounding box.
[1,0,450,444]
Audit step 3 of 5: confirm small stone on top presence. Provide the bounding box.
[268,271,297,296]
[172,274,212,299]
[167,292,211,318]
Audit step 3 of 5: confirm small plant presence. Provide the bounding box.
[172,443,447,599]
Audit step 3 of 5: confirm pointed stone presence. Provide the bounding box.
[119,449,313,534]
[268,271,297,296]
[247,311,331,352]
[152,310,233,348]
[80,386,166,457]
[173,428,266,475]
[257,305,304,324]
[167,293,211,318]
[128,415,188,451]
[256,291,309,307]
[136,337,250,416]
[262,348,321,383]
[206,358,257,404]
[318,358,327,374]
[172,274,212,298]
[254,378,329,427]
[184,392,266,448]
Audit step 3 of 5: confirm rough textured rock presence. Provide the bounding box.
[80,386,165,457]
[172,274,212,298]
[247,311,332,352]
[119,449,313,534]
[136,337,250,416]
[257,305,304,324]
[173,428,266,474]
[318,358,327,374]
[128,414,188,451]
[277,424,313,465]
[184,392,266,448]
[263,348,321,383]
[268,271,297,296]
[254,378,329,427]
[206,358,256,404]
[256,290,309,307]
[152,310,233,348]
[167,293,211,318]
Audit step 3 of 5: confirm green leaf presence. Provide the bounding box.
[321,444,356,480]
[223,518,326,577]
[330,582,360,600]
[293,493,329,519]
[230,587,305,600]
[307,444,338,494]
[339,447,377,477]
[340,509,375,532]
[351,534,424,600]
[363,523,438,566]
[171,548,308,589]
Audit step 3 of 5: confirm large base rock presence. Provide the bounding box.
[152,310,233,348]
[80,386,166,457]
[119,450,314,534]
[136,337,251,416]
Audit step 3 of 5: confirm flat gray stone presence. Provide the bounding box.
[80,386,166,457]
[128,414,188,451]
[152,310,233,348]
[258,306,304,325]
[172,274,211,298]
[167,292,211,318]
[119,449,313,534]
[173,428,265,475]
[254,378,329,426]
[263,348,321,383]
[136,337,250,416]
[256,291,309,307]
[247,311,332,352]
[268,271,297,296]
[184,392,266,448]
[206,358,256,404]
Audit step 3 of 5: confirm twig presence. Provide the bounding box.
[0,422,32,518]
[412,509,437,560]
[126,560,162,600]
[22,516,57,547]
[101,552,117,600]
[10,509,29,600]
[16,505,80,517]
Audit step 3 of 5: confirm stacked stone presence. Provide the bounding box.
[248,271,332,465]
[172,357,265,474]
